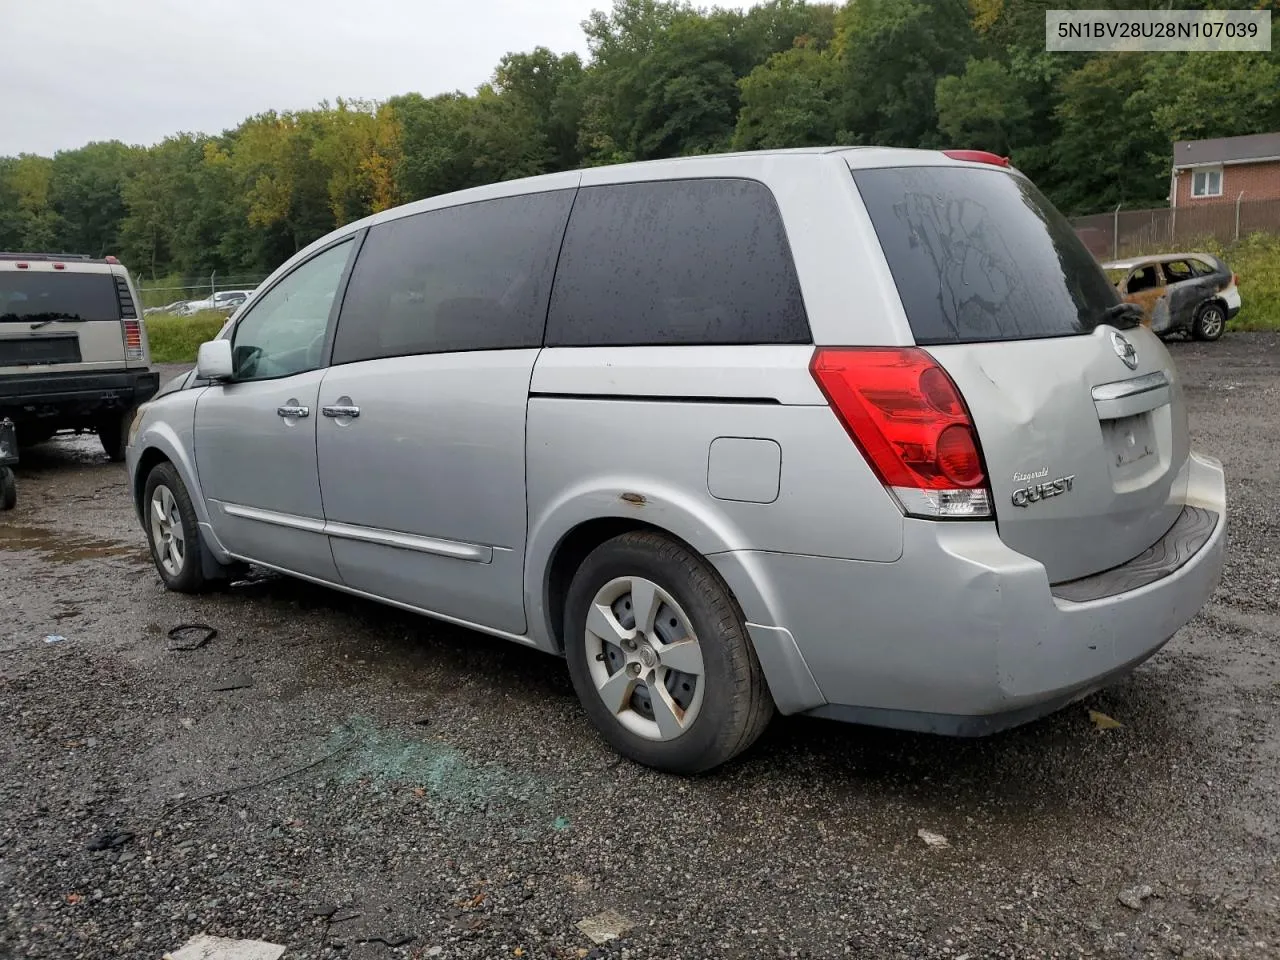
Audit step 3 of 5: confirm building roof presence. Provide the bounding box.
[1173,131,1280,169]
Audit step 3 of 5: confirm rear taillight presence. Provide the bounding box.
[1231,273,1239,287]
[123,319,143,360]
[810,347,992,519]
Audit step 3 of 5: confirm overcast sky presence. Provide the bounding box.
[1,0,751,157]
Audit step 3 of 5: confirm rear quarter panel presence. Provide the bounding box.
[523,344,905,650]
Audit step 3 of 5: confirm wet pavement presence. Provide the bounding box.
[2,342,1278,959]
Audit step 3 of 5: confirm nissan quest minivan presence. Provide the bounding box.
[126,148,1226,773]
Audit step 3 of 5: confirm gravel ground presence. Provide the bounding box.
[2,342,1278,960]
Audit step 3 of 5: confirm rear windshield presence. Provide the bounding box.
[0,272,120,323]
[852,166,1121,345]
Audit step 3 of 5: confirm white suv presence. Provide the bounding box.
[1,252,158,460]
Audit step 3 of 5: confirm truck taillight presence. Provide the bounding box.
[123,319,143,360]
[809,347,992,519]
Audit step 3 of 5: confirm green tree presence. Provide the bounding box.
[1050,55,1168,214]
[49,141,138,257]
[6,155,61,251]
[733,44,839,149]
[494,48,585,170]
[831,0,974,147]
[390,92,480,199]
[935,57,1029,156]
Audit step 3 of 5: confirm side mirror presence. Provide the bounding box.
[196,339,234,381]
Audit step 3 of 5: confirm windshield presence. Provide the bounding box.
[852,165,1122,345]
[0,272,120,323]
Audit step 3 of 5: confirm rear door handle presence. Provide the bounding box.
[277,404,310,418]
[321,404,360,419]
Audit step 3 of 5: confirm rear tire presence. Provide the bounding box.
[143,462,208,593]
[98,409,132,462]
[1192,302,1226,341]
[564,531,773,774]
[0,468,15,511]
[17,423,57,448]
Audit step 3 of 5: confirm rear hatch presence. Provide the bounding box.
[851,162,1187,584]
[0,262,132,373]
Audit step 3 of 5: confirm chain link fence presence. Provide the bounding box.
[1071,197,1280,261]
[138,273,271,313]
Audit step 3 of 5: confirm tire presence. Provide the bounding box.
[1192,302,1226,341]
[142,461,208,593]
[98,409,132,462]
[564,531,774,774]
[0,468,15,511]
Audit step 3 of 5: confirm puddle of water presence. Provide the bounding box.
[0,523,148,563]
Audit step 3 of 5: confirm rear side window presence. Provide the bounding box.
[0,272,119,323]
[852,167,1121,345]
[1163,260,1193,282]
[545,179,810,346]
[1190,258,1218,278]
[333,189,574,364]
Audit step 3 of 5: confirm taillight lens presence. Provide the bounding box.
[810,347,992,519]
[123,319,143,360]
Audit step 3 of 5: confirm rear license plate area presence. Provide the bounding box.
[0,335,81,366]
[1102,412,1155,468]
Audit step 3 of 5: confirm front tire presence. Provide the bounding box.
[1192,302,1226,341]
[143,462,208,593]
[564,531,773,774]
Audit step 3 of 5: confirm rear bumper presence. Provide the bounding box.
[710,451,1227,733]
[0,369,160,417]
[1222,287,1241,318]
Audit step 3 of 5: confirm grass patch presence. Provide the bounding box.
[145,311,227,364]
[1217,234,1280,332]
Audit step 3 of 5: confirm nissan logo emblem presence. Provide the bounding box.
[1111,331,1138,370]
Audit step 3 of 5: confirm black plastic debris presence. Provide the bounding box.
[168,623,218,651]
[87,830,134,851]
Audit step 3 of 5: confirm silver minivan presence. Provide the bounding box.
[126,148,1227,773]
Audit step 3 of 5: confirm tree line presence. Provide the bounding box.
[1,0,1277,281]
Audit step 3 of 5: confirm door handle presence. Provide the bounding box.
[277,404,310,418]
[321,404,360,419]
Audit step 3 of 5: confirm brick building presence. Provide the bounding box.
[1171,131,1280,207]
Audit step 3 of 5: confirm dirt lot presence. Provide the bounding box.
[2,341,1279,960]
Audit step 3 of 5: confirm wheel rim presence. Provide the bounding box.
[584,576,706,742]
[1201,307,1224,338]
[149,484,185,577]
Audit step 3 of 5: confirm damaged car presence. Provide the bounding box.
[1103,253,1240,341]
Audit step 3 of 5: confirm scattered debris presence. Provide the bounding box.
[553,816,571,831]
[329,910,362,924]
[179,718,196,730]
[1089,709,1123,730]
[1117,884,1154,910]
[917,828,950,848]
[211,674,254,692]
[163,934,286,960]
[87,830,134,851]
[43,635,66,644]
[308,904,338,918]
[355,934,415,948]
[64,892,82,904]
[168,623,218,651]
[576,909,633,945]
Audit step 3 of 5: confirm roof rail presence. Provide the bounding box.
[0,252,96,262]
